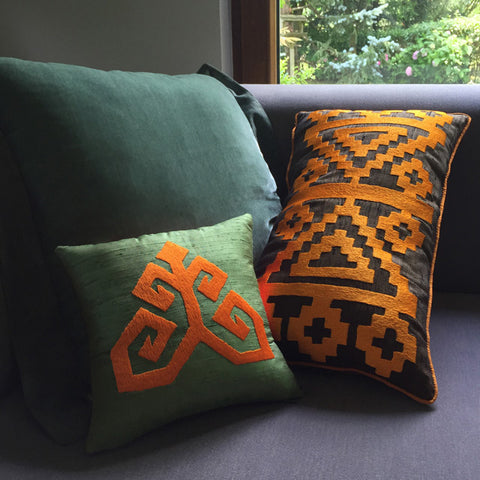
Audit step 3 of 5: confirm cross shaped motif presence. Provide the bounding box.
[404,169,423,185]
[304,317,331,344]
[393,222,412,241]
[287,213,301,229]
[372,328,404,360]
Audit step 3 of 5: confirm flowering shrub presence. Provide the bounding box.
[281,1,480,84]
[385,17,479,83]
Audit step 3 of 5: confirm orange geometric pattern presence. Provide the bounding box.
[111,241,274,392]
[258,110,471,402]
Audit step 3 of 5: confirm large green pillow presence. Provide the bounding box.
[0,58,281,443]
[56,214,299,453]
[197,64,283,195]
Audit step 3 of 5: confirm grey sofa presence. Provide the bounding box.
[1,82,479,479]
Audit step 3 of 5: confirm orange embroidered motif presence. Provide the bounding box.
[259,110,457,381]
[111,241,274,393]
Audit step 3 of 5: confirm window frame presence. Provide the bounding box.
[231,0,278,84]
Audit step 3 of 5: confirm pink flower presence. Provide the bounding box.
[405,66,413,76]
[412,50,419,60]
[377,60,381,66]
[385,54,389,61]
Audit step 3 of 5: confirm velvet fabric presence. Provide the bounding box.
[197,64,281,186]
[0,58,281,444]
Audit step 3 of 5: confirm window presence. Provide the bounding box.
[280,0,480,84]
[231,0,480,84]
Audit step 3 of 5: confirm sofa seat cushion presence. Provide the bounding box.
[0,293,478,479]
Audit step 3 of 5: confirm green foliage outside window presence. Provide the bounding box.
[280,0,480,83]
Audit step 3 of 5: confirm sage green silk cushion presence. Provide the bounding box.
[56,214,299,453]
[0,57,281,443]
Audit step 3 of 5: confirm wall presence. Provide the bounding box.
[0,0,232,75]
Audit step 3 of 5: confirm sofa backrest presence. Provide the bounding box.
[247,83,480,294]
